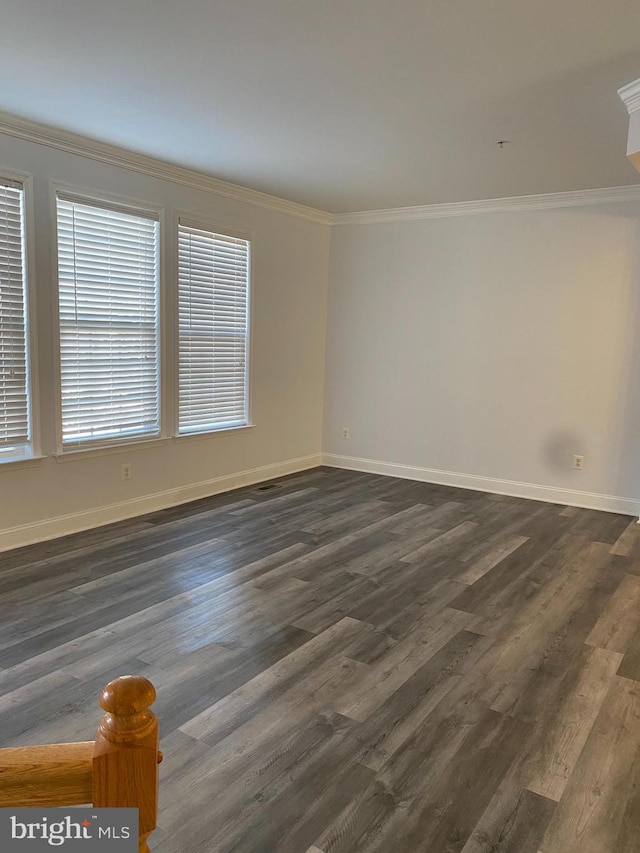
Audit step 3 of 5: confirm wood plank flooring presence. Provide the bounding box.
[1,467,640,852]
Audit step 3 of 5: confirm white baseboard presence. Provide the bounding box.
[0,453,322,552]
[322,453,640,517]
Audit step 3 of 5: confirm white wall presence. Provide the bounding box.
[0,133,330,549]
[323,201,640,514]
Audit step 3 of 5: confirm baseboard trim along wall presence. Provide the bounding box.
[322,453,640,517]
[0,453,322,552]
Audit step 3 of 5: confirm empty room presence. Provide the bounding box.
[1,1,640,851]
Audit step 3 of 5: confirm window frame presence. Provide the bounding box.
[0,169,39,466]
[174,212,253,439]
[50,182,165,456]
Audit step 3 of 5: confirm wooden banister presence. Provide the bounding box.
[0,741,94,807]
[0,675,160,853]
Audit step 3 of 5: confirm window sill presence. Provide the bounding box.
[54,437,171,463]
[8,427,256,466]
[0,455,46,471]
[173,424,256,444]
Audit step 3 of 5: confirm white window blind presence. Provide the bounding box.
[56,195,160,448]
[0,178,30,460]
[178,222,249,434]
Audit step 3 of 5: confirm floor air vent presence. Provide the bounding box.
[256,483,280,492]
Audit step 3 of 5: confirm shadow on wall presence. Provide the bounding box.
[543,432,586,474]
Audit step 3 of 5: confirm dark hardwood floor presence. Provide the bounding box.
[1,467,640,852]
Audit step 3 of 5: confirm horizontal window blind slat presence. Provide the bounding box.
[177,223,249,436]
[0,180,30,456]
[57,196,160,447]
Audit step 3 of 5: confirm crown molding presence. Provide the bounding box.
[618,79,640,115]
[0,111,332,226]
[2,110,639,227]
[332,184,640,225]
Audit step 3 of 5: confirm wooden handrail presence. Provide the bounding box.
[0,741,94,807]
[0,675,160,853]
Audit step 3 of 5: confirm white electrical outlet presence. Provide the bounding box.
[573,455,585,471]
[121,463,132,480]
[341,427,350,439]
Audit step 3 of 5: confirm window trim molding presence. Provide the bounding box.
[0,167,39,464]
[175,209,254,438]
[0,454,46,472]
[49,181,166,455]
[172,423,256,445]
[53,436,172,463]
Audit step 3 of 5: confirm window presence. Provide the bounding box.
[56,195,160,449]
[0,177,31,462]
[177,221,250,435]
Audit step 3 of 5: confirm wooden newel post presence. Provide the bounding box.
[92,676,160,853]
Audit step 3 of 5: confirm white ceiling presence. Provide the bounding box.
[2,0,640,213]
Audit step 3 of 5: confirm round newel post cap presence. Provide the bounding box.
[99,675,157,716]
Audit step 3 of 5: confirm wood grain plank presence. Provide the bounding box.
[525,646,622,801]
[609,520,640,556]
[354,629,490,771]
[179,616,367,741]
[400,520,479,563]
[459,535,529,584]
[332,607,472,721]
[538,676,640,853]
[461,782,556,853]
[585,573,640,653]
